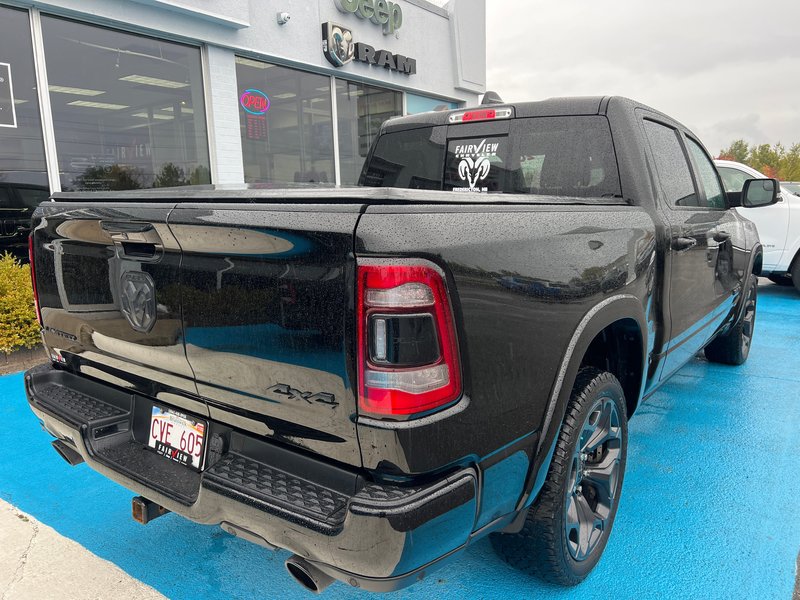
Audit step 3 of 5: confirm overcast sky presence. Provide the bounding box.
[476,0,800,155]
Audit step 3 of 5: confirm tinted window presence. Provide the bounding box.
[687,139,725,209]
[363,116,621,199]
[718,166,754,193]
[0,188,12,208]
[445,116,620,197]
[643,120,698,207]
[360,127,445,189]
[16,187,50,209]
[782,182,800,195]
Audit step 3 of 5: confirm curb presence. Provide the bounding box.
[1,346,47,376]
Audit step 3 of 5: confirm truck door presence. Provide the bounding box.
[641,117,739,380]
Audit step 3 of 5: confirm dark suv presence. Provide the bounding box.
[0,182,49,260]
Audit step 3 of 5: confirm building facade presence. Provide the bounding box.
[0,0,486,197]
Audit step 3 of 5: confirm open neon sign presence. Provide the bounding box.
[240,89,270,115]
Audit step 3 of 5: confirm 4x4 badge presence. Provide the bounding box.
[266,384,338,407]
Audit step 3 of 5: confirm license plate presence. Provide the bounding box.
[147,406,206,470]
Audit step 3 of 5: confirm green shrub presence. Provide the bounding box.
[0,253,41,354]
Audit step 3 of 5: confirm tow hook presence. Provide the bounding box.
[131,496,169,525]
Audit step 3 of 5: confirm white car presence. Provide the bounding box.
[715,159,800,290]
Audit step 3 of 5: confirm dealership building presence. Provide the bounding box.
[0,0,486,195]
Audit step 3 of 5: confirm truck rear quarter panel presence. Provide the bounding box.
[355,204,657,526]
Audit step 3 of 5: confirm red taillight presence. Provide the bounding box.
[357,261,462,418]
[28,235,42,326]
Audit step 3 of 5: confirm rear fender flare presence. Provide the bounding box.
[723,242,762,335]
[515,294,647,511]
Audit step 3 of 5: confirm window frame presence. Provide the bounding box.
[642,117,703,212]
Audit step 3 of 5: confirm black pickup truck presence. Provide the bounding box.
[24,97,776,593]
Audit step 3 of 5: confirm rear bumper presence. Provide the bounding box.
[24,363,478,592]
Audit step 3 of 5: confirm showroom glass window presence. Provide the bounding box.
[336,80,402,185]
[40,17,210,191]
[406,93,457,115]
[0,6,48,188]
[235,57,334,185]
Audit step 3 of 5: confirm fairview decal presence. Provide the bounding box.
[454,138,501,192]
[322,22,416,75]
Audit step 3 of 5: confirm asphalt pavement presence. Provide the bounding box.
[0,281,798,599]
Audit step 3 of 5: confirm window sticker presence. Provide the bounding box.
[453,138,499,192]
[0,63,18,129]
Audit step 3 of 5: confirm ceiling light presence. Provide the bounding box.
[316,86,330,92]
[161,106,194,114]
[13,99,28,105]
[119,74,189,88]
[274,93,296,99]
[235,57,273,69]
[49,85,105,96]
[68,100,129,110]
[132,112,174,120]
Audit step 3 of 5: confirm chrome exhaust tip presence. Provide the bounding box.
[51,439,84,466]
[285,555,334,594]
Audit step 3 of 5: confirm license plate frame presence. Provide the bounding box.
[147,405,207,471]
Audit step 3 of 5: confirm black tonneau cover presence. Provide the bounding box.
[50,186,629,206]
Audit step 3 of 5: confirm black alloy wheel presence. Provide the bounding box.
[490,367,628,586]
[564,395,623,561]
[705,274,757,365]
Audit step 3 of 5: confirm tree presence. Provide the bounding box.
[154,163,188,188]
[780,144,800,181]
[188,165,211,185]
[715,140,800,181]
[718,139,749,163]
[748,143,783,177]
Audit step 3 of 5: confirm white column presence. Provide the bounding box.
[29,9,61,193]
[202,45,245,185]
[330,76,341,186]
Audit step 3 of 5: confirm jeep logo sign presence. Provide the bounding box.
[334,0,403,34]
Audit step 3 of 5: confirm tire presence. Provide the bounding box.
[704,274,757,365]
[793,260,800,293]
[490,367,628,586]
[767,274,792,287]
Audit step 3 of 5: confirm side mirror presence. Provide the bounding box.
[742,178,779,208]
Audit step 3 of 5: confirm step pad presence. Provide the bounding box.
[36,382,127,426]
[203,453,348,534]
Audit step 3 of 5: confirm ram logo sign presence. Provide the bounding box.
[322,22,417,75]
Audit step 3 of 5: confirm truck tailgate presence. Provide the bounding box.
[31,203,205,415]
[168,204,363,467]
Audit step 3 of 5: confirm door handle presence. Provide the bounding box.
[673,237,697,252]
[713,231,731,243]
[101,221,163,261]
[101,221,155,235]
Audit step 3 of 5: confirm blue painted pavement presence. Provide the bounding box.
[0,283,798,599]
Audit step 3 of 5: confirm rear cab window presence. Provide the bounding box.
[361,116,622,200]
